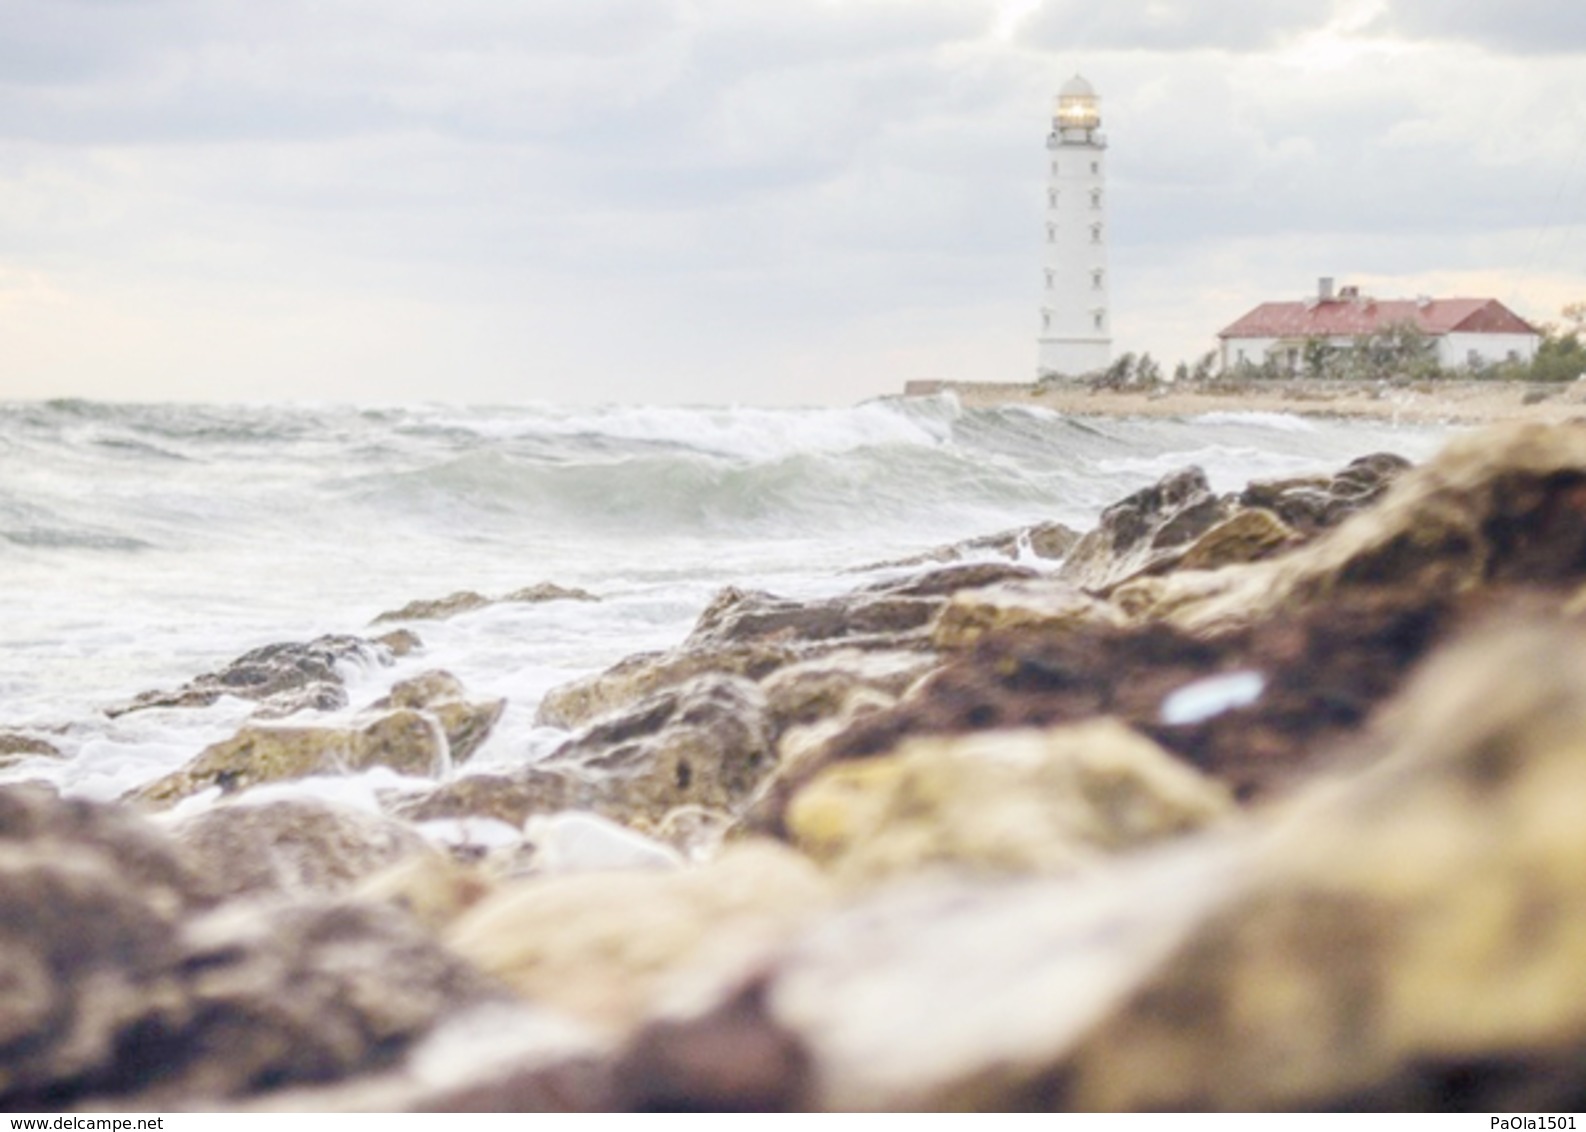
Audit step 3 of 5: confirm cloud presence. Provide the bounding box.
[1365,0,1586,56]
[1018,0,1339,54]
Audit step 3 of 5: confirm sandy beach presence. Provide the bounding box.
[908,378,1586,426]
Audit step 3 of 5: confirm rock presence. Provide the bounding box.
[501,582,600,604]
[798,585,1462,810]
[612,841,1240,1111]
[107,634,398,719]
[786,721,1232,884]
[445,842,832,1034]
[1058,466,1234,593]
[1117,422,1586,637]
[852,560,1042,598]
[931,578,1126,650]
[127,709,450,810]
[355,853,497,931]
[537,641,800,732]
[1241,452,1411,537]
[758,648,941,737]
[854,522,1081,570]
[372,590,491,624]
[0,788,501,1108]
[1062,619,1586,1110]
[0,732,63,770]
[387,770,579,829]
[367,669,505,763]
[373,628,424,657]
[684,585,939,651]
[373,583,599,625]
[538,674,777,825]
[1170,507,1297,573]
[172,797,443,900]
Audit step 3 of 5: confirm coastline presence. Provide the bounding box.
[907,377,1586,426]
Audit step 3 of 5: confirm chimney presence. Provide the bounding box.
[1340,284,1360,301]
[1318,276,1335,302]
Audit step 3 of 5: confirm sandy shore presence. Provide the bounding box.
[908,378,1586,426]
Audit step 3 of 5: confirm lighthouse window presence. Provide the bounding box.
[1091,270,1104,290]
[1093,312,1105,330]
[1042,312,1051,330]
[1048,189,1057,208]
[1045,269,1055,289]
[1052,161,1059,175]
[1090,161,1099,174]
[1090,224,1102,243]
[1090,189,1102,209]
[1047,224,1056,243]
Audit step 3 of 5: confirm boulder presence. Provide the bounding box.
[1116,422,1586,637]
[0,732,63,771]
[1062,619,1586,1110]
[387,770,579,829]
[107,634,398,719]
[172,797,443,900]
[536,641,800,732]
[537,674,777,825]
[445,842,832,1034]
[1058,466,1235,593]
[757,648,941,737]
[931,578,1125,650]
[785,721,1232,884]
[684,585,939,651]
[127,708,450,810]
[1239,451,1411,537]
[0,788,501,1109]
[372,583,599,625]
[367,669,505,763]
[853,522,1081,571]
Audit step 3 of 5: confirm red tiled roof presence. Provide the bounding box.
[1218,297,1538,340]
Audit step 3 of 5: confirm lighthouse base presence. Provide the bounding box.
[1037,337,1112,380]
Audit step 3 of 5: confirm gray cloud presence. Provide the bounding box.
[1366,0,1586,56]
[1018,0,1339,53]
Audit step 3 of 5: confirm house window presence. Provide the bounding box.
[1507,350,1520,363]
[1468,349,1481,368]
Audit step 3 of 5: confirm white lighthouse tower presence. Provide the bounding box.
[1037,75,1112,378]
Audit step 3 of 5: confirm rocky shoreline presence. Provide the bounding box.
[6,420,1586,1111]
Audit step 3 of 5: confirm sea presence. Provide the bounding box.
[0,395,1458,824]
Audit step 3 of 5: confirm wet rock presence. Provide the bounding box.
[758,648,940,738]
[108,634,397,719]
[373,583,599,624]
[1058,466,1234,593]
[855,521,1081,571]
[931,578,1125,650]
[445,842,832,1034]
[1240,451,1412,537]
[373,628,424,657]
[172,797,443,900]
[853,560,1043,598]
[367,669,505,763]
[799,586,1461,810]
[786,721,1232,885]
[501,582,600,604]
[0,788,501,1108]
[684,585,939,651]
[372,590,491,624]
[1118,422,1586,637]
[0,732,63,770]
[1063,620,1586,1111]
[127,709,450,810]
[387,770,579,829]
[538,674,777,825]
[536,641,800,732]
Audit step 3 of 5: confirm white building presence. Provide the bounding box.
[1219,279,1541,373]
[1037,75,1112,379]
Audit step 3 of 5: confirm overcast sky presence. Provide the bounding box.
[2,0,1583,406]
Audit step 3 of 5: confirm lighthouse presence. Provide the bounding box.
[1037,75,1112,378]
